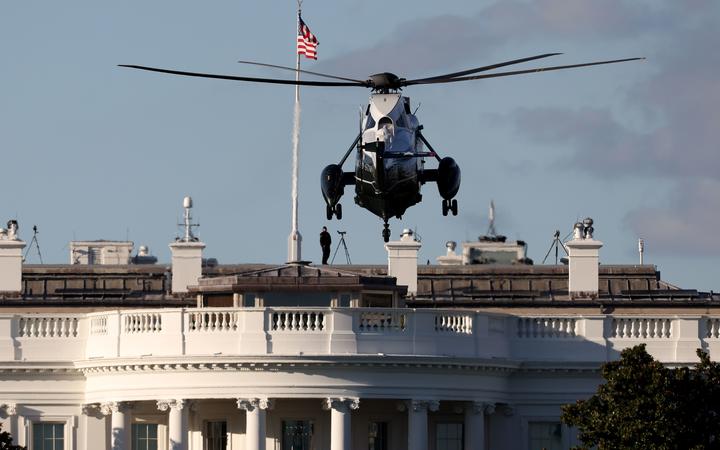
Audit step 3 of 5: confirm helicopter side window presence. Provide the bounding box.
[395,113,407,129]
[365,114,376,130]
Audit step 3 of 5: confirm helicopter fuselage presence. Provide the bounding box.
[354,93,424,220]
[321,92,461,240]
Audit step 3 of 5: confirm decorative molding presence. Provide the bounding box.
[156,399,184,411]
[322,397,360,412]
[0,403,17,416]
[236,398,273,412]
[99,401,132,415]
[75,360,524,375]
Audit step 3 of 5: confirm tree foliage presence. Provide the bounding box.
[561,344,720,450]
[0,423,24,450]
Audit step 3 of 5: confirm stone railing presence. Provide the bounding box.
[0,310,715,364]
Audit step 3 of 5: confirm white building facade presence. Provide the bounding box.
[0,307,718,450]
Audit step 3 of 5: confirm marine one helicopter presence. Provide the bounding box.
[120,53,642,242]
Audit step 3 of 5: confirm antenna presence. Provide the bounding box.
[487,200,497,237]
[177,196,199,242]
[638,238,644,264]
[23,225,44,264]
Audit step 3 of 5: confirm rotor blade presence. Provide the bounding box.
[406,53,562,83]
[118,65,367,87]
[237,60,365,83]
[404,58,645,86]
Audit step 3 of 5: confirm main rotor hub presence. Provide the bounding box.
[367,72,405,92]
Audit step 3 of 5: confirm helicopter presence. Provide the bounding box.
[120,53,643,242]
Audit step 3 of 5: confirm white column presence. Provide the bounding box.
[101,401,131,450]
[402,400,438,450]
[323,397,359,450]
[465,402,493,450]
[237,398,273,450]
[157,399,188,450]
[0,403,18,446]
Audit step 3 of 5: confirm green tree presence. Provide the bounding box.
[0,422,24,450]
[561,344,720,450]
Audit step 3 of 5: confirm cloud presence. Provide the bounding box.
[500,4,720,254]
[624,179,720,255]
[317,0,672,77]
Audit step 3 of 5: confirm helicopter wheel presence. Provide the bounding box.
[442,199,449,216]
[326,205,333,221]
[382,223,391,242]
[335,203,342,220]
[451,199,458,216]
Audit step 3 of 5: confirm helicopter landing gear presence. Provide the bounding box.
[326,203,343,220]
[382,222,391,242]
[442,199,458,216]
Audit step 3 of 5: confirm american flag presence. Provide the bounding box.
[297,15,318,60]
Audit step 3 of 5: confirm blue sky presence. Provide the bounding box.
[2,0,718,290]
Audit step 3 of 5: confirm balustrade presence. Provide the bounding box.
[5,310,719,363]
[358,310,406,332]
[706,318,720,339]
[434,313,472,334]
[18,316,79,338]
[123,312,162,334]
[89,315,108,335]
[516,317,577,338]
[187,310,238,332]
[611,318,672,339]
[270,310,325,332]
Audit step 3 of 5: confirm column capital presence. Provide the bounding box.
[100,401,132,416]
[0,403,17,416]
[411,400,439,412]
[237,398,273,412]
[501,404,515,416]
[468,401,495,415]
[322,397,360,412]
[157,399,185,412]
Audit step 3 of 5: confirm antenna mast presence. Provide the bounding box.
[178,196,199,242]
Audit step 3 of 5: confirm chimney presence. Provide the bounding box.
[169,196,205,294]
[385,229,421,296]
[565,218,603,298]
[0,220,25,293]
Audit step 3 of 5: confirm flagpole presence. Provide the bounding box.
[288,0,303,262]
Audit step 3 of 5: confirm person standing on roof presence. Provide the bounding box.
[320,226,332,265]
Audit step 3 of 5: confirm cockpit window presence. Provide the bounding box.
[395,113,407,129]
[378,117,393,127]
[365,114,376,130]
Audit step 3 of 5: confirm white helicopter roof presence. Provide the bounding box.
[368,93,404,118]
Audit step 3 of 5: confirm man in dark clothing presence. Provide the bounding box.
[320,226,332,264]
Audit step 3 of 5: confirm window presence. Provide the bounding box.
[339,294,351,307]
[33,423,64,450]
[243,293,256,307]
[368,421,388,450]
[132,423,158,450]
[282,420,313,450]
[527,422,562,450]
[205,421,227,450]
[436,423,463,450]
